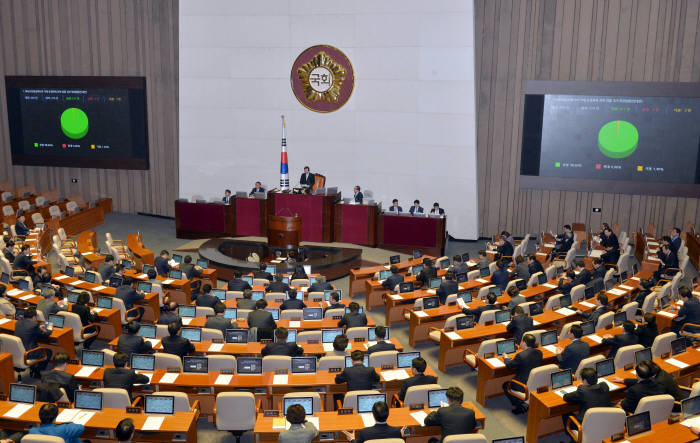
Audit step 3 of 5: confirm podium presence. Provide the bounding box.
[267,215,302,249]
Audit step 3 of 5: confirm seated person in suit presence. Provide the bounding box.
[338,302,368,328]
[41,352,77,402]
[429,202,445,216]
[154,250,171,277]
[507,305,533,344]
[195,283,219,308]
[572,260,592,285]
[222,189,232,204]
[495,235,514,262]
[262,327,304,357]
[352,185,363,203]
[13,244,35,275]
[513,256,530,281]
[324,292,343,314]
[14,213,30,236]
[557,270,578,295]
[98,254,116,282]
[591,258,606,280]
[266,274,291,293]
[249,181,265,196]
[424,386,476,443]
[327,334,349,356]
[205,301,236,335]
[299,166,315,189]
[562,367,612,427]
[37,286,67,320]
[280,403,318,443]
[104,352,150,399]
[15,307,52,376]
[398,356,437,401]
[253,263,274,281]
[162,321,195,359]
[601,320,638,358]
[366,326,396,354]
[291,265,308,280]
[600,227,620,265]
[381,265,404,290]
[462,292,500,323]
[409,199,424,215]
[672,287,700,335]
[556,324,590,372]
[228,270,252,291]
[416,258,438,288]
[28,403,84,443]
[335,350,380,393]
[450,255,469,276]
[280,290,306,310]
[117,321,153,358]
[506,286,526,310]
[116,418,135,443]
[436,271,458,305]
[341,401,404,443]
[614,360,683,405]
[527,254,545,276]
[490,260,510,290]
[388,198,402,212]
[576,293,609,326]
[2,235,15,262]
[552,224,575,259]
[619,360,666,413]
[503,333,543,414]
[116,276,145,310]
[309,275,333,293]
[158,301,182,326]
[236,289,256,310]
[477,249,491,270]
[248,299,276,340]
[180,255,203,280]
[0,286,15,318]
[635,312,658,349]
[634,279,655,307]
[654,244,679,282]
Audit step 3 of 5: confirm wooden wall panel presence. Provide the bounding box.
[0,0,178,216]
[475,0,700,237]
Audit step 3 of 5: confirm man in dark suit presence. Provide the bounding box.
[324,292,343,314]
[591,258,606,280]
[562,368,612,426]
[249,181,265,196]
[398,357,437,401]
[205,302,236,335]
[424,386,476,443]
[553,225,575,258]
[367,326,396,354]
[513,256,530,281]
[2,235,15,262]
[556,324,590,372]
[503,334,543,414]
[507,306,533,344]
[227,270,252,291]
[309,275,333,293]
[338,302,367,328]
[436,272,458,305]
[416,258,438,288]
[14,214,30,236]
[15,307,52,376]
[261,327,304,357]
[387,199,402,213]
[352,186,363,203]
[180,255,203,280]
[195,284,219,308]
[341,401,404,443]
[573,260,592,286]
[450,255,469,276]
[37,287,67,320]
[576,293,609,327]
[253,263,273,281]
[222,189,232,204]
[158,302,182,326]
[266,274,291,293]
[655,244,679,282]
[602,320,638,358]
[162,321,195,360]
[557,270,578,296]
[409,200,424,215]
[237,289,256,310]
[299,166,315,189]
[462,293,500,323]
[673,288,700,336]
[41,353,77,402]
[527,254,545,276]
[491,260,509,290]
[616,360,683,403]
[154,250,171,277]
[280,290,306,310]
[116,277,145,317]
[103,352,150,399]
[117,321,153,358]
[98,255,116,282]
[381,265,404,290]
[429,202,445,216]
[670,227,682,253]
[248,299,276,340]
[496,235,514,262]
[507,286,526,310]
[335,350,380,392]
[619,361,667,413]
[600,227,620,265]
[13,244,35,275]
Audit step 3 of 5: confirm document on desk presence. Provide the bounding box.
[587,334,603,344]
[91,307,104,313]
[445,331,462,340]
[485,357,505,368]
[55,408,81,423]
[0,318,10,325]
[410,410,428,426]
[215,374,233,385]
[414,310,429,317]
[554,386,578,397]
[658,311,676,318]
[3,403,32,418]
[55,275,70,281]
[75,366,98,378]
[665,358,689,369]
[137,273,148,279]
[532,319,541,326]
[619,285,634,290]
[382,369,410,381]
[162,279,174,285]
[543,283,557,289]
[20,294,34,301]
[273,374,289,385]
[360,412,376,427]
[159,372,179,384]
[182,318,192,325]
[92,285,107,291]
[389,294,403,300]
[543,345,558,354]
[601,378,623,391]
[555,307,577,316]
[289,321,301,328]
[681,416,700,428]
[71,280,86,285]
[475,278,488,283]
[544,243,555,248]
[363,341,377,349]
[579,301,595,308]
[7,288,24,296]
[209,343,224,352]
[426,289,436,295]
[631,276,641,281]
[607,288,626,296]
[146,338,161,347]
[142,416,165,431]
[72,410,96,426]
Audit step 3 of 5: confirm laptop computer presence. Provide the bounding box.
[492,438,524,443]
[10,383,35,404]
[671,337,687,356]
[397,352,420,368]
[81,350,105,367]
[251,291,265,301]
[283,396,314,415]
[47,314,64,329]
[480,267,490,277]
[196,258,208,269]
[413,250,422,259]
[540,330,558,346]
[551,369,574,394]
[142,264,154,274]
[496,339,516,355]
[224,308,237,319]
[178,305,196,318]
[291,357,317,374]
[626,411,651,437]
[357,393,386,413]
[322,329,344,343]
[96,296,113,309]
[399,282,414,293]
[108,276,123,287]
[75,390,102,410]
[172,254,182,264]
[456,273,468,283]
[83,272,96,284]
[66,291,80,304]
[345,306,364,315]
[681,395,700,420]
[145,394,175,415]
[131,354,155,371]
[379,270,392,280]
[457,291,472,304]
[242,275,254,286]
[538,273,547,285]
[428,389,448,409]
[595,358,615,378]
[439,259,450,270]
[237,357,262,374]
[303,308,322,320]
[495,310,511,324]
[137,281,152,294]
[225,329,249,344]
[64,267,74,278]
[265,308,280,321]
[169,269,182,279]
[489,287,502,296]
[368,327,389,341]
[17,279,29,290]
[423,296,440,310]
[345,355,369,367]
[183,356,208,373]
[580,320,595,336]
[584,285,595,300]
[559,294,572,308]
[411,264,423,275]
[613,312,627,326]
[137,324,157,339]
[211,289,226,301]
[181,327,202,342]
[389,255,400,265]
[456,315,475,330]
[429,278,442,289]
[635,348,652,366]
[324,290,340,301]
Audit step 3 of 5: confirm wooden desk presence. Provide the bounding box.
[602,420,698,443]
[686,232,700,271]
[127,234,154,266]
[175,200,235,239]
[267,192,340,243]
[235,196,267,237]
[124,270,191,305]
[77,230,104,265]
[0,353,14,396]
[377,213,446,257]
[348,256,435,298]
[0,319,76,359]
[333,202,379,247]
[47,204,106,236]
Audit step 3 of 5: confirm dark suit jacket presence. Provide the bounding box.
[425,404,477,441]
[635,323,658,349]
[581,306,608,326]
[267,281,291,293]
[237,298,256,310]
[528,260,545,275]
[248,309,277,330]
[227,279,252,291]
[2,247,15,263]
[353,192,363,203]
[417,266,438,287]
[162,335,195,359]
[602,332,638,358]
[335,364,380,392]
[490,269,509,290]
[300,172,315,187]
[497,242,514,260]
[103,368,150,399]
[671,236,682,253]
[678,297,700,325]
[98,263,115,282]
[557,339,590,372]
[592,265,606,280]
[261,341,303,357]
[620,379,667,413]
[437,280,459,305]
[462,304,498,322]
[515,263,530,280]
[280,298,306,310]
[116,285,144,310]
[563,382,612,421]
[575,269,592,286]
[15,318,51,356]
[555,233,574,253]
[338,312,367,328]
[158,312,183,326]
[409,206,424,214]
[352,423,402,443]
[398,373,438,401]
[382,273,404,290]
[13,252,34,273]
[624,369,683,401]
[366,340,396,354]
[507,315,534,343]
[154,256,171,277]
[15,221,30,236]
[429,208,445,215]
[324,302,344,314]
[196,293,219,308]
[71,303,97,326]
[253,270,274,281]
[388,206,403,212]
[181,263,202,280]
[41,370,77,402]
[117,333,152,357]
[504,347,543,384]
[309,282,333,293]
[451,263,469,276]
[250,187,265,196]
[205,316,234,335]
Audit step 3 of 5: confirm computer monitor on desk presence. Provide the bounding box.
[357,393,386,413]
[131,354,155,371]
[10,383,35,404]
[75,390,103,410]
[322,329,343,343]
[183,356,208,373]
[237,357,262,374]
[145,394,175,415]
[284,397,314,415]
[428,389,448,408]
[225,329,249,344]
[81,350,105,367]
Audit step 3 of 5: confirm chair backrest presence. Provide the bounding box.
[488,261,498,274]
[156,324,169,338]
[346,327,369,340]
[403,383,443,406]
[262,355,291,372]
[226,291,243,300]
[280,309,302,320]
[478,310,496,325]
[151,391,191,412]
[442,435,488,443]
[291,278,309,287]
[93,388,131,409]
[570,284,585,303]
[476,285,493,300]
[31,213,44,225]
[444,314,464,331]
[196,306,215,317]
[252,277,269,286]
[202,328,224,341]
[651,332,677,358]
[635,394,674,424]
[35,196,46,207]
[102,349,116,367]
[66,201,79,213]
[308,292,324,303]
[613,344,644,369]
[49,205,61,218]
[544,294,563,311]
[368,350,398,368]
[318,356,345,370]
[208,355,237,372]
[467,270,480,281]
[297,330,322,343]
[579,407,627,443]
[56,311,86,342]
[476,338,504,357]
[17,200,30,211]
[527,330,548,346]
[641,293,657,313]
[20,436,65,443]
[603,269,616,289]
[1,192,13,202]
[1,205,13,216]
[621,302,638,321]
[575,355,606,380]
[527,272,542,287]
[264,293,284,303]
[154,353,183,370]
[526,364,559,393]
[324,308,345,319]
[595,312,614,330]
[215,392,257,431]
[544,265,557,280]
[505,279,522,291]
[342,390,381,410]
[282,392,322,413]
[689,381,700,398]
[85,270,102,284]
[0,333,29,368]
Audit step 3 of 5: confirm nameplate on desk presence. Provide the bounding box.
[212,338,224,344]
[328,367,342,373]
[409,403,424,410]
[275,368,288,374]
[332,316,342,320]
[536,386,549,393]
[337,408,353,415]
[381,364,394,370]
[220,368,234,374]
[307,339,319,344]
[444,326,455,332]
[126,406,141,414]
[264,410,280,417]
[354,337,366,342]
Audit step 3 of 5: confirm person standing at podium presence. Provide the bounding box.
[299,166,315,189]
[353,186,363,204]
[222,189,232,204]
[249,181,265,196]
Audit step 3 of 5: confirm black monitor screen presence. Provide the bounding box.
[81,350,105,367]
[540,330,558,346]
[237,357,262,374]
[496,339,516,355]
[183,356,208,373]
[302,308,322,320]
[225,329,248,344]
[538,273,547,284]
[345,355,369,367]
[456,315,475,330]
[479,267,490,277]
[291,357,317,374]
[423,296,439,310]
[528,302,543,316]
[397,352,420,368]
[671,337,687,356]
[580,321,595,336]
[635,348,652,366]
[399,282,414,293]
[516,279,527,290]
[389,255,400,264]
[283,397,314,415]
[613,312,627,326]
[595,358,615,377]
[682,396,700,420]
[551,369,573,389]
[626,411,651,436]
[413,250,422,259]
[495,310,510,324]
[131,354,155,371]
[559,294,572,307]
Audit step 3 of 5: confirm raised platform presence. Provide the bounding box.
[198,238,363,281]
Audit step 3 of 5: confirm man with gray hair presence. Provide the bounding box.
[309,275,333,293]
[37,286,66,320]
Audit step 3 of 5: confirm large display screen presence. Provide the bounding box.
[520,81,700,197]
[5,76,149,170]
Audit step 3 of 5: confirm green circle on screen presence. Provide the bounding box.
[598,120,638,159]
[60,107,89,139]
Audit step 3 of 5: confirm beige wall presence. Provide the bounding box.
[475,0,700,237]
[0,0,178,216]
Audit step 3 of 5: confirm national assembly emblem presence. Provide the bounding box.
[291,45,354,113]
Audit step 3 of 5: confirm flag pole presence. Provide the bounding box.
[280,115,289,191]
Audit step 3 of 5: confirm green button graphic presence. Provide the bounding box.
[598,120,638,159]
[60,107,89,139]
